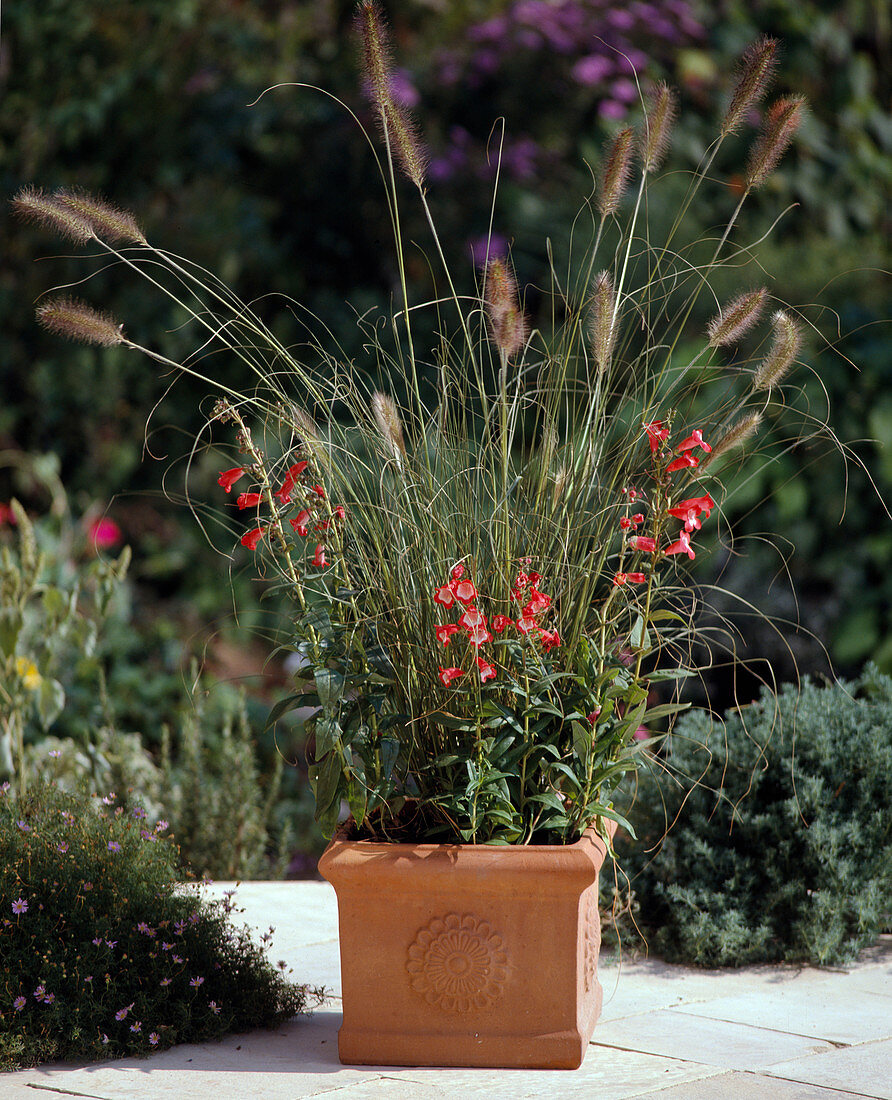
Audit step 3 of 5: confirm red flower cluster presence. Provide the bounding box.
[219,459,345,567]
[435,565,561,686]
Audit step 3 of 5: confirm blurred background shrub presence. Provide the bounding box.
[2,0,889,869]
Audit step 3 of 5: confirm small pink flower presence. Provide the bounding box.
[88,517,122,549]
[217,467,245,493]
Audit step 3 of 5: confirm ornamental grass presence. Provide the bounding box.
[15,12,817,845]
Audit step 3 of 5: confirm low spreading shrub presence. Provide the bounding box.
[0,782,322,1070]
[622,665,892,967]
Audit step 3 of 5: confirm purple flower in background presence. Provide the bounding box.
[107,841,121,853]
[130,1021,142,1033]
[11,898,28,915]
[13,996,26,1012]
[599,100,629,120]
[43,992,55,1005]
[389,68,420,108]
[155,820,169,832]
[208,1000,221,1014]
[149,1032,160,1046]
[105,939,117,949]
[189,976,204,988]
[57,842,69,853]
[17,820,30,831]
[48,750,61,758]
[468,233,508,267]
[160,977,172,987]
[115,1003,133,1021]
[132,806,146,819]
[33,985,46,1001]
[572,54,614,86]
[92,937,102,946]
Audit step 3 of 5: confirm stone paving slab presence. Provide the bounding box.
[644,1070,884,1100]
[768,1038,892,1100]
[589,1008,837,1072]
[673,983,892,1045]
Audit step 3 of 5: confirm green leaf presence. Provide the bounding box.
[347,775,367,828]
[37,678,65,730]
[648,667,696,682]
[315,668,345,710]
[42,586,67,620]
[310,752,343,829]
[380,736,400,782]
[316,717,343,756]
[630,614,651,650]
[572,719,592,760]
[0,609,23,658]
[265,693,306,730]
[643,701,692,724]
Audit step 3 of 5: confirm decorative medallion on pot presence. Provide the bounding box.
[406,913,509,1013]
[319,820,615,1069]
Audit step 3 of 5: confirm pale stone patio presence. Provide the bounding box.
[7,881,892,1099]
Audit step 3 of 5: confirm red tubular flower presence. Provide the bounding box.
[312,485,326,498]
[629,536,657,552]
[613,572,628,586]
[315,521,330,532]
[240,527,265,550]
[451,563,465,581]
[436,624,460,646]
[527,572,541,587]
[516,615,538,634]
[492,614,513,634]
[311,543,328,568]
[665,531,695,559]
[217,467,245,493]
[438,666,465,686]
[676,429,712,453]
[333,505,347,520]
[666,453,699,473]
[644,420,670,454]
[523,588,551,615]
[236,492,261,510]
[626,572,647,583]
[458,608,486,630]
[466,625,493,647]
[290,509,312,536]
[587,707,602,725]
[668,494,715,532]
[454,580,477,604]
[539,628,561,652]
[434,585,456,608]
[623,486,640,502]
[619,517,633,531]
[476,656,497,682]
[275,464,307,503]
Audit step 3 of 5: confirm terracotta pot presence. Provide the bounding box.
[318,820,616,1069]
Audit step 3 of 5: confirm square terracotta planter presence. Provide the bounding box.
[318,821,615,1069]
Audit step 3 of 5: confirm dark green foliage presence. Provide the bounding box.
[0,782,322,1071]
[623,666,892,967]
